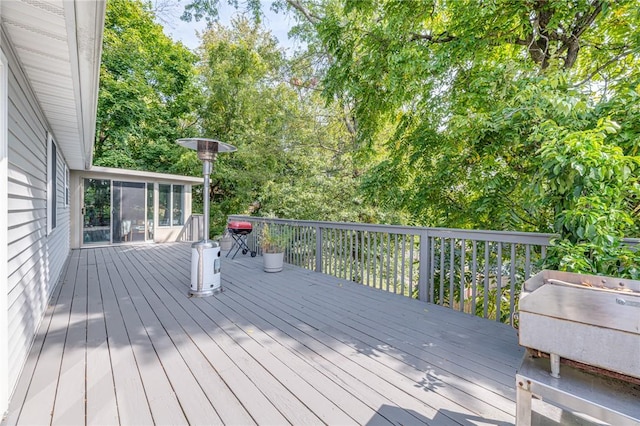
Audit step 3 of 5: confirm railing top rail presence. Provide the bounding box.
[227,215,555,245]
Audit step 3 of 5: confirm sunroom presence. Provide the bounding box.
[69,166,202,248]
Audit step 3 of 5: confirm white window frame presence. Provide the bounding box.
[65,164,69,207]
[47,132,57,234]
[158,183,184,227]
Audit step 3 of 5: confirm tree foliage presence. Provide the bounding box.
[99,0,640,277]
[196,17,385,234]
[307,0,640,275]
[96,0,201,174]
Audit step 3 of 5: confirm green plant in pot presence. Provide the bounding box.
[261,223,290,272]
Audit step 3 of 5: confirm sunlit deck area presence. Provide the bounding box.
[5,243,574,425]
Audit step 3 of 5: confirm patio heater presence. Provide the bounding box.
[176,138,237,297]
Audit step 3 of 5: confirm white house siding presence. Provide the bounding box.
[5,39,70,397]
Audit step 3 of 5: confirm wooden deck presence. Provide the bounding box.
[4,243,535,425]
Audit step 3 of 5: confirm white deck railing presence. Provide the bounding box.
[228,215,553,324]
[177,214,205,241]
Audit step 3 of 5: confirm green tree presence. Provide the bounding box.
[96,0,201,174]
[197,17,383,234]
[311,1,640,235]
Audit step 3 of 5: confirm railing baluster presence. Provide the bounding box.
[352,230,356,281]
[496,242,503,322]
[340,229,347,280]
[316,226,322,273]
[409,234,415,298]
[449,238,455,308]
[525,244,531,280]
[360,230,365,284]
[385,233,390,292]
[326,228,331,275]
[338,229,342,279]
[393,234,399,294]
[367,231,371,287]
[335,229,339,277]
[295,225,299,265]
[373,233,377,289]
[378,234,384,290]
[351,230,355,282]
[484,241,490,319]
[401,235,406,296]
[460,239,465,312]
[510,243,517,325]
[310,226,314,270]
[344,229,348,280]
[439,237,445,306]
[345,229,350,281]
[471,240,477,316]
[429,236,435,303]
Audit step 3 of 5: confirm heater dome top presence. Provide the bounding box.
[176,138,237,161]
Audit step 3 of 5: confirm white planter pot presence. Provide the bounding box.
[263,252,284,273]
[220,236,233,251]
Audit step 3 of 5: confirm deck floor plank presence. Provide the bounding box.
[5,243,531,426]
[144,246,435,426]
[16,248,83,425]
[95,247,156,425]
[102,247,191,425]
[238,277,516,419]
[52,247,89,426]
[131,246,327,425]
[86,249,119,425]
[129,245,290,426]
[110,246,227,425]
[125,248,258,426]
[232,263,520,411]
[223,263,510,425]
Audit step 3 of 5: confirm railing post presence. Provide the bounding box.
[418,229,430,302]
[315,225,323,273]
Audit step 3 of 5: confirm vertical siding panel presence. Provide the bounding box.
[6,49,70,397]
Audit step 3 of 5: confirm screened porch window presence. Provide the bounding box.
[158,183,184,227]
[172,185,184,226]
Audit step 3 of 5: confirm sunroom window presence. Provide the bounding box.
[158,184,184,227]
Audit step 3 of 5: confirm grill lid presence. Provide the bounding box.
[519,270,640,380]
[520,270,640,334]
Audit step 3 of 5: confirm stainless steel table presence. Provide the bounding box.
[516,356,640,426]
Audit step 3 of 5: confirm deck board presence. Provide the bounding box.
[130,246,326,425]
[86,249,119,425]
[14,248,81,425]
[221,260,513,425]
[96,247,155,425]
[53,247,88,426]
[4,242,529,426]
[129,245,290,425]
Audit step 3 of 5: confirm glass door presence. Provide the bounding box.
[147,182,154,241]
[83,179,111,245]
[113,181,146,243]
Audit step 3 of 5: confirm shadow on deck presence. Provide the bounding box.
[3,243,586,425]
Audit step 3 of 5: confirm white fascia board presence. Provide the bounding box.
[63,0,106,170]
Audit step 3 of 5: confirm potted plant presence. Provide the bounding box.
[260,222,289,273]
[218,231,233,251]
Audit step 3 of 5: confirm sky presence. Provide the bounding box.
[157,1,301,54]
